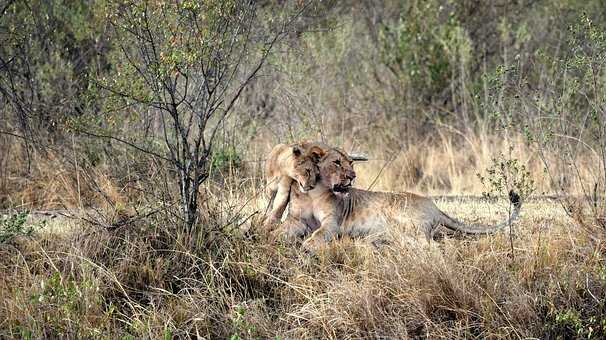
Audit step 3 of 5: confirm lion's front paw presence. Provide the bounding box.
[301,237,321,254]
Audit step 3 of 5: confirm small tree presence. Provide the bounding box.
[88,0,306,229]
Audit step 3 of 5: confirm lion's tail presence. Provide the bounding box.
[439,191,522,234]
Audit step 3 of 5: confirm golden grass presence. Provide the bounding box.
[1,130,599,212]
[1,193,605,338]
[1,131,605,338]
[348,133,578,196]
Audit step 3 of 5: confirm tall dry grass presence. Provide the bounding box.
[1,128,606,339]
[0,131,592,216]
[1,196,605,338]
[2,1,606,338]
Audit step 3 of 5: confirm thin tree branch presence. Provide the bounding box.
[76,128,172,163]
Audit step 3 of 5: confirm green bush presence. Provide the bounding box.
[0,211,35,244]
[211,146,242,173]
[377,0,471,105]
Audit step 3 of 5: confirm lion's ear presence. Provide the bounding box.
[309,146,326,163]
[292,146,302,157]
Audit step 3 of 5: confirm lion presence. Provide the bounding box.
[277,146,358,238]
[263,142,326,227]
[264,142,368,228]
[277,150,522,252]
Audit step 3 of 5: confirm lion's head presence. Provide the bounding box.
[317,148,357,197]
[289,145,325,193]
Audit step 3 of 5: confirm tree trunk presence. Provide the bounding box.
[179,173,199,231]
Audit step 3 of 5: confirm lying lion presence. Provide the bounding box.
[264,141,366,228]
[276,146,522,252]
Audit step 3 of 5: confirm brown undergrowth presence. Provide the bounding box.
[1,131,605,338]
[1,196,605,338]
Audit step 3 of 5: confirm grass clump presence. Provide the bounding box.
[1,199,605,338]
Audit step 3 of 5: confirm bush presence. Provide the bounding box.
[0,211,36,244]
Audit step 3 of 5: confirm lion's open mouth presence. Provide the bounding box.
[332,183,351,193]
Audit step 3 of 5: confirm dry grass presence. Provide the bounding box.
[0,150,128,211]
[351,134,534,194]
[3,2,606,338]
[1,130,598,212]
[2,180,606,338]
[1,131,605,339]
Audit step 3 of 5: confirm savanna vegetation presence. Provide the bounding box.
[1,0,606,338]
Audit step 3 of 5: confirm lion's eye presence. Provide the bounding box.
[334,160,341,166]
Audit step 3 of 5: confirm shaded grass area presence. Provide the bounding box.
[1,199,605,339]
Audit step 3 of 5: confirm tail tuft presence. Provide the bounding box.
[508,190,521,208]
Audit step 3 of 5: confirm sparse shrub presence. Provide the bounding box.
[549,308,606,339]
[211,146,242,174]
[0,211,35,244]
[27,272,102,338]
[520,13,606,236]
[478,151,536,201]
[229,305,259,340]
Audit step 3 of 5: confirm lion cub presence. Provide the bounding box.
[264,142,326,227]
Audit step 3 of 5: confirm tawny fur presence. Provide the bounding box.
[264,142,325,227]
[278,150,522,251]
